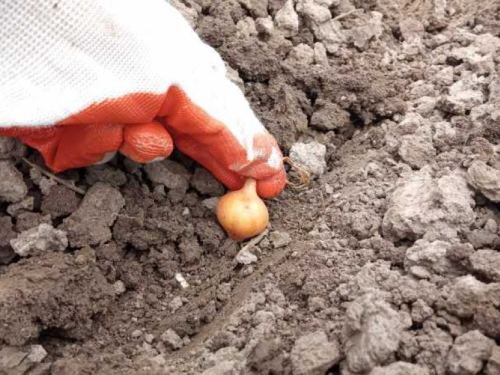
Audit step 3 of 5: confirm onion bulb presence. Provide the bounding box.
[216,178,269,241]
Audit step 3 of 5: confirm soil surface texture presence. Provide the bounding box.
[1,0,500,374]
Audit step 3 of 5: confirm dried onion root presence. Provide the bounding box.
[283,156,311,191]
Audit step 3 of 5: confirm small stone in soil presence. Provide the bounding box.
[290,141,327,176]
[27,345,48,363]
[161,329,183,350]
[113,280,126,295]
[10,223,68,257]
[235,249,258,265]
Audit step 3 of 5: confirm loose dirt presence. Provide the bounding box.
[1,0,500,374]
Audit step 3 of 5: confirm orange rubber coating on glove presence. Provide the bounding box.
[0,87,286,198]
[120,121,174,163]
[160,87,286,198]
[0,124,123,171]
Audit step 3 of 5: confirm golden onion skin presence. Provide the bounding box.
[216,179,269,241]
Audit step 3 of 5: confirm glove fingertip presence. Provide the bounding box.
[256,168,287,199]
[120,121,174,163]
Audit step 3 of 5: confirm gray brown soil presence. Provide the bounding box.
[2,0,500,374]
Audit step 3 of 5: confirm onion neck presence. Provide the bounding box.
[242,178,257,196]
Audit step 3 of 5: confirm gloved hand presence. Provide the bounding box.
[0,0,286,198]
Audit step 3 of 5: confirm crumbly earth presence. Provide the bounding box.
[1,0,500,374]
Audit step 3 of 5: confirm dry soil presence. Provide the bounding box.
[1,0,500,374]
